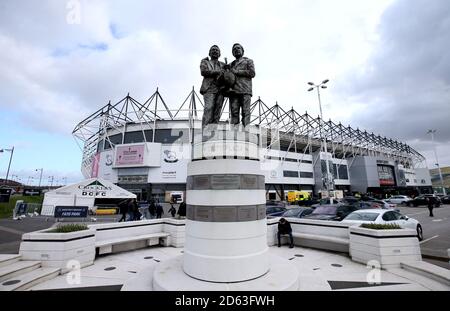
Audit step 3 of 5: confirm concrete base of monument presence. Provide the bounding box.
[122,254,299,291]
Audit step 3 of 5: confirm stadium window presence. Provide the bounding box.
[283,170,299,178]
[124,131,145,144]
[300,171,313,178]
[338,165,349,180]
[104,133,123,149]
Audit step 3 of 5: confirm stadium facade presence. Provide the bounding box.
[73,88,432,202]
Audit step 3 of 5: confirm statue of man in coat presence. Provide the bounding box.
[199,45,225,128]
[229,43,255,128]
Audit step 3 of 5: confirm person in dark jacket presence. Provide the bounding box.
[427,197,434,217]
[132,198,141,220]
[277,218,294,248]
[168,200,177,217]
[149,199,156,219]
[177,201,186,218]
[126,199,136,221]
[118,199,129,222]
[156,200,164,219]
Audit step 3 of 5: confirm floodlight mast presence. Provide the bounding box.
[427,129,446,195]
[308,80,334,203]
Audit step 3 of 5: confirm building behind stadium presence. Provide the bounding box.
[73,88,432,202]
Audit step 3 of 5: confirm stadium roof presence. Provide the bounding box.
[73,88,426,167]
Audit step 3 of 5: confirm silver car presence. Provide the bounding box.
[342,209,423,240]
[386,195,413,205]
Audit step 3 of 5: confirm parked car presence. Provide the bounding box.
[0,186,16,195]
[281,207,314,219]
[371,200,396,209]
[342,209,423,241]
[266,201,287,216]
[385,195,413,205]
[406,195,441,207]
[303,204,359,221]
[341,196,361,204]
[311,198,341,209]
[360,196,377,201]
[441,195,450,204]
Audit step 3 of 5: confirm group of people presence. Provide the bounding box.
[118,198,140,222]
[118,198,187,222]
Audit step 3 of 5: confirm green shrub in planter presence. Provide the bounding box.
[360,223,401,230]
[48,224,89,233]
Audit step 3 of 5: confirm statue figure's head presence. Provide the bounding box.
[209,45,221,60]
[232,43,244,58]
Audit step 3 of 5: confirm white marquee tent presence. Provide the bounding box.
[41,178,136,216]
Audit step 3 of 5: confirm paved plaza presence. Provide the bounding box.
[27,245,449,291]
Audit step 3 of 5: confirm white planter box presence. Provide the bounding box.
[19,228,96,273]
[349,226,421,269]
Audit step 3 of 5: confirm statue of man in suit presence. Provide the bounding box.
[229,43,255,128]
[200,45,225,128]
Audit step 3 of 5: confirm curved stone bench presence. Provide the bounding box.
[89,219,185,255]
[95,233,170,255]
[267,218,350,253]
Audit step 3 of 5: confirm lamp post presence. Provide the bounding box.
[427,129,446,195]
[0,146,14,185]
[308,80,334,202]
[36,168,43,188]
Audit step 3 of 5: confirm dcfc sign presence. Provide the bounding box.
[54,206,89,218]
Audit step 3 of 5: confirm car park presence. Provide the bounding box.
[311,198,341,209]
[281,207,314,219]
[406,195,441,207]
[441,195,450,204]
[371,199,396,209]
[303,204,359,221]
[342,209,423,240]
[341,196,360,204]
[266,201,287,216]
[0,186,16,195]
[385,195,413,205]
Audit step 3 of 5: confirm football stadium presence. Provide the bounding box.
[72,88,432,203]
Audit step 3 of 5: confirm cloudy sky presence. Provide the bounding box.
[0,0,449,185]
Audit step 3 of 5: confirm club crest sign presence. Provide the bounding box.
[78,181,112,197]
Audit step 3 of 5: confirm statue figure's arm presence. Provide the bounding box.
[200,59,221,77]
[232,59,255,78]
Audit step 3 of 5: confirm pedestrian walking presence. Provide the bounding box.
[156,200,164,219]
[132,198,141,220]
[427,197,434,217]
[177,201,186,218]
[149,199,156,219]
[118,199,128,222]
[127,199,135,221]
[168,200,177,218]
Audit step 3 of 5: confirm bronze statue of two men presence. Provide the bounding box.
[200,44,255,129]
